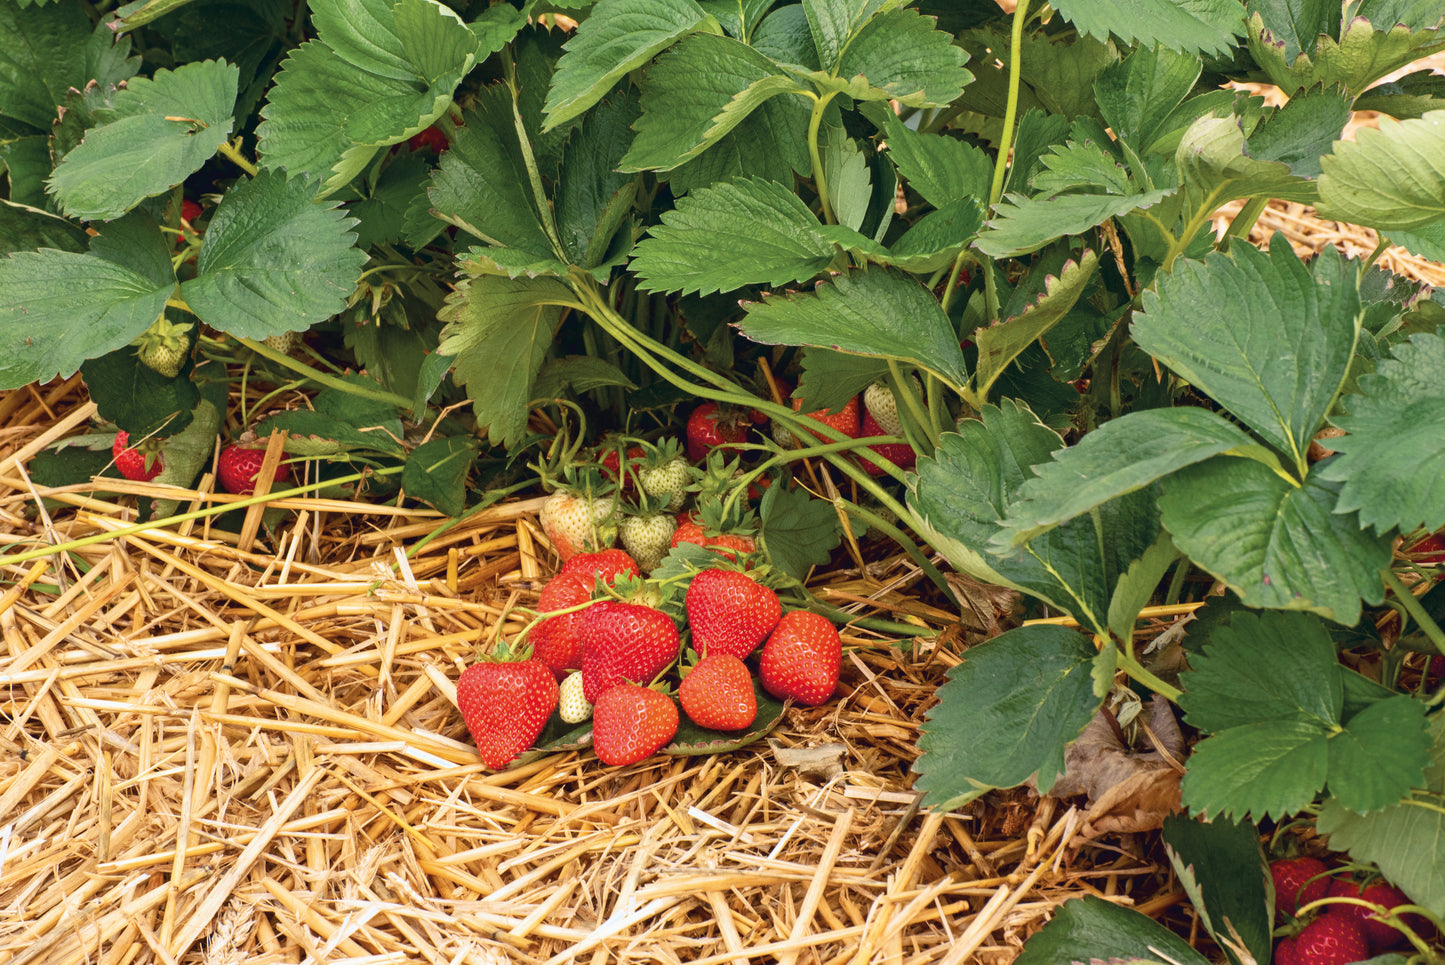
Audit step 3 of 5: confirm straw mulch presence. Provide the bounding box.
[0,382,1192,965]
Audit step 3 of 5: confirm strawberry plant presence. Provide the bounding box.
[6,0,1445,956]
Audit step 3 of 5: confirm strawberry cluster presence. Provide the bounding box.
[454,548,843,770]
[1270,854,1436,964]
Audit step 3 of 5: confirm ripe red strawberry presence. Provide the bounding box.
[580,600,681,703]
[686,402,750,462]
[773,393,861,447]
[180,198,203,223]
[679,652,757,731]
[407,124,449,153]
[686,567,781,659]
[591,683,679,766]
[1272,856,1332,920]
[456,658,559,769]
[1326,877,1431,952]
[1274,913,1370,965]
[758,610,841,706]
[670,515,758,562]
[857,409,917,476]
[531,572,593,679]
[112,431,164,481]
[540,482,616,562]
[218,444,289,495]
[560,548,640,588]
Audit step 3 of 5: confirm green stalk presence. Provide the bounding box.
[0,467,404,569]
[239,337,412,409]
[216,139,259,177]
[1223,196,1268,243]
[1383,567,1445,655]
[806,92,840,225]
[986,0,1030,211]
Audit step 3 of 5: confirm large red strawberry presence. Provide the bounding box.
[591,683,679,766]
[857,409,916,476]
[407,124,450,153]
[1326,877,1432,952]
[758,610,842,706]
[671,514,758,562]
[679,652,757,731]
[218,443,289,495]
[112,431,164,481]
[1272,856,1332,920]
[579,600,681,703]
[685,402,750,462]
[1274,913,1370,965]
[560,548,640,587]
[686,567,781,660]
[598,442,646,491]
[540,479,616,562]
[531,572,593,679]
[456,658,559,769]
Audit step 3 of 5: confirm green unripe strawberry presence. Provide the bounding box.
[133,317,193,378]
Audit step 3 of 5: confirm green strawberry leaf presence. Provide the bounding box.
[1316,332,1445,533]
[1161,814,1272,965]
[555,92,641,268]
[48,59,239,221]
[737,266,971,393]
[0,213,174,389]
[527,711,595,756]
[973,250,1098,404]
[344,151,431,250]
[974,188,1177,259]
[1183,721,1331,821]
[1249,13,1445,97]
[81,339,200,440]
[631,178,836,295]
[256,0,480,195]
[1159,457,1391,626]
[995,407,1265,548]
[1173,113,1319,208]
[1178,610,1343,735]
[1094,43,1203,155]
[402,435,475,517]
[0,0,95,129]
[813,5,972,107]
[428,86,555,257]
[180,170,365,339]
[621,32,800,173]
[758,484,843,582]
[666,679,787,755]
[1326,695,1433,814]
[914,624,1101,807]
[256,376,406,456]
[0,130,51,207]
[794,348,891,414]
[437,271,572,449]
[866,102,992,210]
[1015,895,1212,965]
[908,401,1160,637]
[1244,84,1354,180]
[1050,0,1245,57]
[1319,714,1445,918]
[542,0,721,131]
[0,200,88,255]
[1132,237,1361,470]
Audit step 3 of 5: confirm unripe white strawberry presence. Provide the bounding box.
[133,317,193,378]
[620,511,677,572]
[559,671,592,724]
[863,381,904,436]
[540,487,617,561]
[638,457,689,511]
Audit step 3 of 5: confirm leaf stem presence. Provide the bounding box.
[807,92,840,225]
[1116,651,1183,702]
[238,337,412,409]
[1382,567,1445,655]
[986,0,1030,210]
[217,139,259,177]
